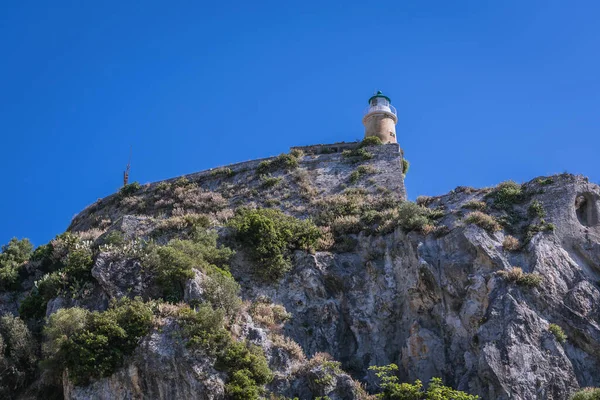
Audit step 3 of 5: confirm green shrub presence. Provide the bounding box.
[62,247,94,283]
[369,364,478,399]
[260,175,282,189]
[19,290,47,320]
[119,182,141,198]
[43,298,153,385]
[228,208,321,280]
[103,230,125,246]
[359,136,383,147]
[349,165,377,184]
[464,211,502,233]
[342,148,373,162]
[256,153,299,176]
[19,233,95,312]
[177,304,230,356]
[43,307,89,358]
[549,323,567,343]
[396,202,433,232]
[462,200,487,211]
[489,181,523,209]
[536,177,554,186]
[217,341,273,400]
[0,238,33,290]
[571,388,600,400]
[174,177,193,187]
[528,200,546,219]
[143,230,234,302]
[524,220,556,243]
[0,314,38,398]
[402,159,410,176]
[416,196,434,207]
[497,267,542,287]
[202,269,242,318]
[211,167,235,177]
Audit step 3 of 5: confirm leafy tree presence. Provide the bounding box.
[0,238,33,290]
[369,364,478,399]
[0,314,38,397]
[42,298,153,385]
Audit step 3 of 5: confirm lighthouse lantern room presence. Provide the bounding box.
[362,91,398,144]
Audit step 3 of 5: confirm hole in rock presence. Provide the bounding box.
[576,193,599,227]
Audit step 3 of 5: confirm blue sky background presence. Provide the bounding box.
[1,1,599,247]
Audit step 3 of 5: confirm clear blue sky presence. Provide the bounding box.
[1,1,599,247]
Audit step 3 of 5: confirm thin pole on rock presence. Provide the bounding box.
[123,146,132,187]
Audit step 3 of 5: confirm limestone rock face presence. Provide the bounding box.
[58,169,600,399]
[231,174,600,399]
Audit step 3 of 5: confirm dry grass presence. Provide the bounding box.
[292,169,317,199]
[270,333,306,362]
[464,211,502,233]
[251,302,291,331]
[307,352,334,368]
[316,226,335,250]
[331,215,362,236]
[416,196,434,207]
[76,228,107,241]
[462,200,487,211]
[120,195,145,209]
[497,267,542,287]
[153,302,187,326]
[156,213,211,232]
[502,235,521,251]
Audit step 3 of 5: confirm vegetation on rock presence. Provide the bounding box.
[143,228,235,302]
[370,364,478,399]
[43,298,153,385]
[571,388,600,400]
[549,323,567,343]
[464,211,502,233]
[0,238,33,291]
[0,314,38,398]
[256,153,300,176]
[497,267,542,287]
[228,208,321,280]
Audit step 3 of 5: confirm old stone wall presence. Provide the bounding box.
[69,142,406,232]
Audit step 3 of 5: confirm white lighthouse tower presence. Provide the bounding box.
[362,91,398,144]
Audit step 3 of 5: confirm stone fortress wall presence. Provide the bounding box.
[69,141,406,231]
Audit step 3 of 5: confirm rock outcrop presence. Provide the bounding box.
[5,141,600,399]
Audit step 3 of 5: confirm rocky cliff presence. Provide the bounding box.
[1,141,599,400]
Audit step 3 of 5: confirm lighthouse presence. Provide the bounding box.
[362,91,398,144]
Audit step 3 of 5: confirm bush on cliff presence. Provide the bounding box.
[464,211,502,233]
[143,229,234,302]
[217,341,273,400]
[571,388,600,400]
[370,364,478,399]
[175,304,272,399]
[0,237,33,291]
[359,136,383,147]
[256,152,300,176]
[228,208,321,280]
[0,314,39,398]
[118,181,142,198]
[43,298,153,385]
[488,180,523,210]
[19,233,96,320]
